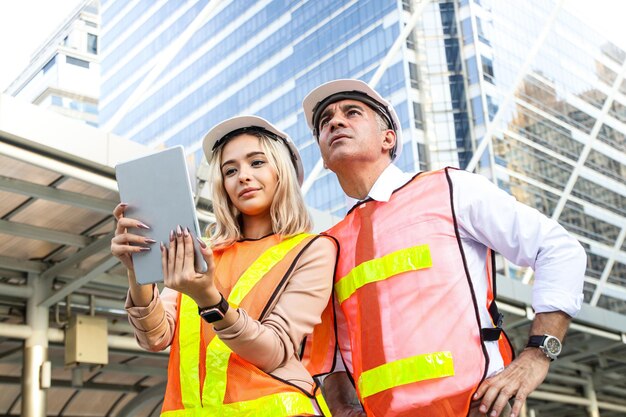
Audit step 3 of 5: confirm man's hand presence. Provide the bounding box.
[322,372,366,417]
[474,311,571,417]
[473,348,549,417]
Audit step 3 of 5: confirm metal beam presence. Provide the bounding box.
[0,346,22,361]
[0,175,117,214]
[40,232,114,280]
[2,176,66,221]
[0,355,167,378]
[0,375,149,392]
[0,255,45,273]
[0,219,92,247]
[0,323,168,354]
[0,140,118,192]
[0,282,32,298]
[116,383,166,417]
[40,255,120,308]
[103,363,167,378]
[530,390,590,406]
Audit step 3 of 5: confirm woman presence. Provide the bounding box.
[111,116,336,416]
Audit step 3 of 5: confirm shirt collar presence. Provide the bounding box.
[366,164,414,202]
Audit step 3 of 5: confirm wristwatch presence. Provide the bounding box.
[526,334,562,361]
[198,294,230,323]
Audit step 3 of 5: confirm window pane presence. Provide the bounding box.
[481,56,494,84]
[413,102,424,129]
[66,56,90,68]
[466,57,479,84]
[87,34,98,54]
[471,96,484,125]
[409,62,419,89]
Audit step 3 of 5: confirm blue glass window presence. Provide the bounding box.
[471,96,484,125]
[66,56,90,68]
[466,57,479,84]
[476,17,490,45]
[413,102,424,129]
[409,62,419,89]
[461,18,473,45]
[439,3,456,36]
[444,38,461,71]
[481,56,495,84]
[486,95,498,121]
[87,34,98,54]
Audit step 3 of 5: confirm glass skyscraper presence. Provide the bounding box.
[100,2,626,414]
[100,0,414,216]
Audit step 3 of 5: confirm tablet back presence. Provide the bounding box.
[115,146,207,284]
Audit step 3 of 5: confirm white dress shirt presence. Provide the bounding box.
[334,164,585,377]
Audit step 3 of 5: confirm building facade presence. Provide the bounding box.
[100,0,625,314]
[5,0,100,126]
[98,0,626,414]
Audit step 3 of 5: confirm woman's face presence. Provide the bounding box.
[220,134,279,218]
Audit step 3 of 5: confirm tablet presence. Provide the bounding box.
[115,146,208,285]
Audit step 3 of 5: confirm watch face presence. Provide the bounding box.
[201,308,226,323]
[545,336,561,356]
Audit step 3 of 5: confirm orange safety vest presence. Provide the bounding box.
[324,168,513,417]
[160,233,333,416]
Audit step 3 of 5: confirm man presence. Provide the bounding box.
[301,79,586,417]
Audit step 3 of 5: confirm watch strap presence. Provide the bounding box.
[526,335,546,348]
[198,294,230,323]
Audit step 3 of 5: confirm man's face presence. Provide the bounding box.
[316,99,393,172]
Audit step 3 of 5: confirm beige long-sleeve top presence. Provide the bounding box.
[125,234,336,392]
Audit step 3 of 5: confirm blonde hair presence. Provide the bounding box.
[207,131,312,247]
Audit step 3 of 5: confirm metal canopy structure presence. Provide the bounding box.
[0,93,625,417]
[496,279,626,416]
[0,94,208,416]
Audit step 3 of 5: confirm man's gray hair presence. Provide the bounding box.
[373,112,395,159]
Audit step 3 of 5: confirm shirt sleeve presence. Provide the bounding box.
[450,169,586,317]
[125,285,178,352]
[214,236,337,373]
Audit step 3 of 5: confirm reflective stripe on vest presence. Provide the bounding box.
[166,233,322,416]
[228,233,310,308]
[357,351,455,398]
[335,244,432,304]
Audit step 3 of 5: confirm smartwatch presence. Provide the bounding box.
[198,294,230,323]
[526,334,562,361]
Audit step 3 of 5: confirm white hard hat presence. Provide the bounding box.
[302,79,403,160]
[202,115,304,185]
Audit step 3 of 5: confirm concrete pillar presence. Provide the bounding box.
[21,273,50,417]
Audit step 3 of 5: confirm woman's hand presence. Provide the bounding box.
[110,203,155,272]
[162,225,217,307]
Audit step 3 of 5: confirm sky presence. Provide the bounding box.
[0,0,624,92]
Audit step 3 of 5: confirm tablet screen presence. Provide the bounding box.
[115,146,208,284]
